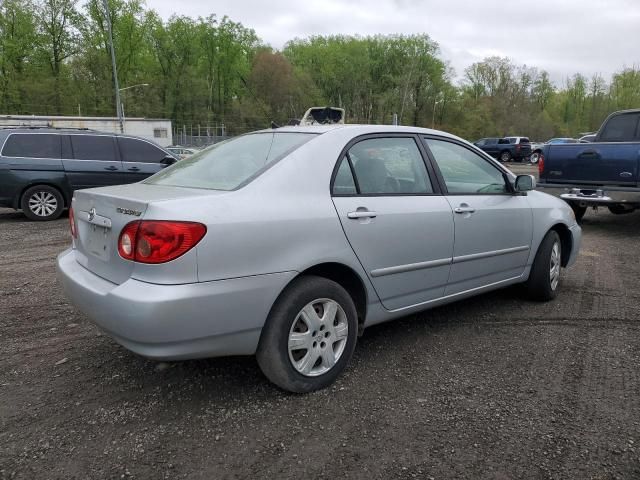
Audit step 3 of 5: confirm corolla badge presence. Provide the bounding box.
[88,207,96,221]
[116,207,142,217]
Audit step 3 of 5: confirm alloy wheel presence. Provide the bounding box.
[28,191,58,218]
[549,241,561,291]
[288,298,348,377]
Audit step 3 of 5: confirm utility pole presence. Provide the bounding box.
[102,0,123,133]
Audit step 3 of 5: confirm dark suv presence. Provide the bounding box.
[474,136,532,162]
[0,128,176,220]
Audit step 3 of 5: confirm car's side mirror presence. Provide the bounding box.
[515,174,536,192]
[160,155,177,167]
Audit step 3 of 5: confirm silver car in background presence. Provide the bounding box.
[57,125,581,393]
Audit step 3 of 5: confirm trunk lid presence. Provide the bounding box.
[542,143,639,185]
[73,183,212,284]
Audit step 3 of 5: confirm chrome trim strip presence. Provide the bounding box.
[370,257,452,278]
[388,275,523,313]
[452,245,529,264]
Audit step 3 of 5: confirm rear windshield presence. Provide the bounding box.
[145,132,316,191]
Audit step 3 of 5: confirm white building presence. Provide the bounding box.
[0,115,173,147]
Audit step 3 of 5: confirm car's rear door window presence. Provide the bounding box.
[600,113,640,142]
[333,137,433,195]
[70,135,116,161]
[146,132,315,190]
[424,138,508,194]
[2,134,61,159]
[118,137,167,163]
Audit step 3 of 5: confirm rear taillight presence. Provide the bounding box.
[516,144,521,152]
[117,221,206,264]
[69,207,77,238]
[538,153,545,176]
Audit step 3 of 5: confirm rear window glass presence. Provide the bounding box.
[520,138,530,143]
[146,132,316,190]
[600,113,640,142]
[2,134,61,159]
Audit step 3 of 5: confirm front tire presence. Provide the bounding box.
[256,275,358,393]
[530,152,540,164]
[525,230,562,301]
[21,185,64,221]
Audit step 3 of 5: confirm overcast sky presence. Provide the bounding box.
[148,0,640,85]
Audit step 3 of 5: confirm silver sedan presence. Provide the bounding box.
[57,125,581,392]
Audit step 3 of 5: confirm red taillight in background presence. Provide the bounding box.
[117,221,206,264]
[69,207,77,238]
[538,153,545,176]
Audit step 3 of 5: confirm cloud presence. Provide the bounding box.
[147,0,640,85]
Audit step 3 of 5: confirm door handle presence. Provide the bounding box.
[104,166,118,171]
[578,149,599,158]
[128,167,140,172]
[347,210,378,219]
[620,171,633,178]
[454,205,476,214]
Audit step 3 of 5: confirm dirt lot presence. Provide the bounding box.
[1,200,640,480]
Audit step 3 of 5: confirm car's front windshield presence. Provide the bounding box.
[145,132,316,191]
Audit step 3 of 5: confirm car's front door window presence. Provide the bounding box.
[424,139,508,194]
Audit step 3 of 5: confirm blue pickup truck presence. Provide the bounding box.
[537,109,640,221]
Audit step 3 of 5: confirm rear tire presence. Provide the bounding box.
[256,275,358,393]
[525,230,562,302]
[21,185,64,221]
[607,205,635,215]
[500,150,512,162]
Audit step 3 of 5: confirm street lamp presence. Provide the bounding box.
[119,84,150,133]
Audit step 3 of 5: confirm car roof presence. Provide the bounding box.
[0,127,165,147]
[255,124,463,141]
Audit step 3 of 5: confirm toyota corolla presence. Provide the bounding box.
[57,125,581,393]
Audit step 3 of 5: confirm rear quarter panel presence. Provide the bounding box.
[0,152,68,208]
[139,130,379,307]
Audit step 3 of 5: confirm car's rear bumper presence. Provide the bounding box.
[537,183,640,205]
[56,248,296,360]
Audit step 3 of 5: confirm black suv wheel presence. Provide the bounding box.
[21,185,64,221]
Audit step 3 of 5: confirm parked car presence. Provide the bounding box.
[473,136,531,162]
[0,127,177,221]
[504,136,532,162]
[530,138,578,164]
[537,109,640,220]
[57,125,581,393]
[167,146,198,159]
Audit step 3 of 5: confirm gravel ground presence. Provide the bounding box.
[1,200,640,480]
